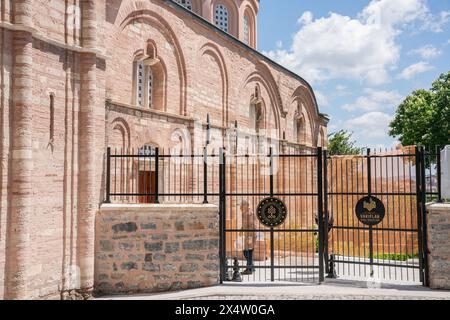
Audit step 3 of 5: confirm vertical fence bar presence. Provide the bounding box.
[203,146,208,204]
[367,148,374,277]
[269,147,275,282]
[317,147,325,282]
[155,147,160,204]
[419,147,429,286]
[323,149,330,274]
[219,148,226,283]
[436,146,442,203]
[105,147,111,203]
[415,146,425,284]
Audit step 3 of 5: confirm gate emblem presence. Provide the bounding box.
[256,197,287,227]
[355,196,385,226]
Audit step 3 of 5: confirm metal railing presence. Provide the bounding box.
[105,147,221,205]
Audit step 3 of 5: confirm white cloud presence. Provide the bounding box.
[397,61,434,80]
[359,0,428,26]
[342,89,403,112]
[335,85,350,97]
[408,45,442,59]
[314,90,329,107]
[421,11,450,33]
[264,0,431,85]
[344,112,393,139]
[298,11,313,25]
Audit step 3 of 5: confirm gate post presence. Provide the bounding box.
[367,148,374,277]
[219,148,227,283]
[419,147,430,286]
[317,147,325,283]
[105,147,111,203]
[415,146,427,285]
[154,147,160,204]
[269,147,275,282]
[323,149,329,274]
[203,146,208,204]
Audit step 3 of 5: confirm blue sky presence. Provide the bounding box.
[258,0,450,149]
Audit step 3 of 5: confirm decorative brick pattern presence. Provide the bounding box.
[427,203,450,289]
[95,204,219,295]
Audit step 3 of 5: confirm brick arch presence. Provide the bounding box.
[117,5,187,115]
[291,85,321,146]
[198,42,229,126]
[291,85,321,120]
[171,127,192,153]
[242,4,257,47]
[240,71,283,136]
[255,62,285,116]
[242,0,260,14]
[318,126,326,148]
[290,97,314,147]
[110,117,131,149]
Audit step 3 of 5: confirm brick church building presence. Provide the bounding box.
[0,0,328,299]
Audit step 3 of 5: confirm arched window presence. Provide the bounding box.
[243,15,250,45]
[138,144,156,156]
[214,4,229,32]
[133,59,156,109]
[147,69,153,108]
[135,60,144,106]
[173,0,192,11]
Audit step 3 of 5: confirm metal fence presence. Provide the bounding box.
[105,146,220,205]
[104,145,443,285]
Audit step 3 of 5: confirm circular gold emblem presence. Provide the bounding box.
[355,196,385,226]
[256,197,288,227]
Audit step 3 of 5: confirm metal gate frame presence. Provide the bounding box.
[219,147,325,283]
[322,146,440,286]
[218,146,440,285]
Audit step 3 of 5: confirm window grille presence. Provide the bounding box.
[173,0,192,11]
[136,61,144,106]
[244,15,250,45]
[214,4,229,32]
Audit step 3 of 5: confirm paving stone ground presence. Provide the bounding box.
[99,279,450,300]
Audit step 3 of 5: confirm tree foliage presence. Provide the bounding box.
[389,71,450,147]
[327,130,362,155]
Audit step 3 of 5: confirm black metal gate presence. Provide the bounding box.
[104,144,441,286]
[219,146,440,285]
[324,147,441,285]
[219,147,325,283]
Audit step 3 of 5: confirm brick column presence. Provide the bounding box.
[11,0,33,26]
[77,0,97,294]
[5,0,33,300]
[427,203,450,289]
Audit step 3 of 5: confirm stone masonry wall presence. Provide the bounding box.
[427,203,450,290]
[94,204,220,296]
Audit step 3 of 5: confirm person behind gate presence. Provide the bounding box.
[240,200,257,275]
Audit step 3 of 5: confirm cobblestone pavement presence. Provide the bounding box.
[100,279,450,300]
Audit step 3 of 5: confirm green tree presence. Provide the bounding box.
[389,71,450,147]
[327,130,362,155]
